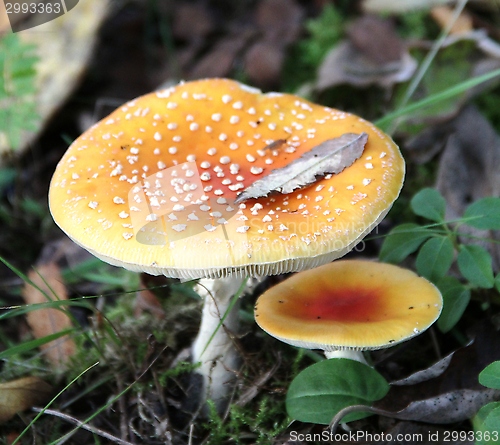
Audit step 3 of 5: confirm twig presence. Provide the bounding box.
[329,405,398,434]
[32,407,135,445]
[116,374,130,442]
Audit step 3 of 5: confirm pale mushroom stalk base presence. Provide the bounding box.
[324,349,368,365]
[192,276,245,413]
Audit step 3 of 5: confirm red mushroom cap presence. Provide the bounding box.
[49,79,404,279]
[254,260,443,351]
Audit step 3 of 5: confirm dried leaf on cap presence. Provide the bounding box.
[235,132,367,203]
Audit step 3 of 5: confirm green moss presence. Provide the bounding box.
[282,4,345,92]
[204,397,289,445]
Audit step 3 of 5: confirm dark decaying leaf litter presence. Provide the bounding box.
[436,106,500,269]
[375,323,500,424]
[2,0,500,443]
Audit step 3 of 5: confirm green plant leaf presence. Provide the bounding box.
[416,236,454,281]
[496,274,500,293]
[474,402,500,444]
[286,358,389,425]
[436,276,470,333]
[379,223,433,264]
[457,245,494,289]
[463,197,500,230]
[482,407,500,440]
[479,361,500,389]
[0,167,16,194]
[410,188,446,222]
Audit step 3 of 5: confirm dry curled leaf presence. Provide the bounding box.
[316,40,417,90]
[134,288,166,320]
[22,263,75,368]
[0,377,52,423]
[375,323,500,423]
[431,5,473,34]
[363,0,453,13]
[234,133,367,204]
[346,15,404,65]
[436,106,500,269]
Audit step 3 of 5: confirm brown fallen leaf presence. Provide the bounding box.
[255,0,303,45]
[22,263,75,368]
[0,377,52,424]
[134,288,166,321]
[347,15,404,65]
[431,5,474,34]
[315,40,417,91]
[244,40,285,89]
[244,0,303,88]
[188,35,250,80]
[171,3,214,42]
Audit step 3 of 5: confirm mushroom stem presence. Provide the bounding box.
[324,350,368,364]
[192,276,245,412]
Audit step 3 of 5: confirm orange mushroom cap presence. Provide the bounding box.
[254,260,443,351]
[49,79,404,279]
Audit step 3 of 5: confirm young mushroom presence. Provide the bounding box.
[254,260,443,363]
[49,78,404,411]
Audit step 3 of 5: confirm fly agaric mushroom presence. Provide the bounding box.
[49,78,404,410]
[254,260,443,363]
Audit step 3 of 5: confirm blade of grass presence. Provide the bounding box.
[375,67,500,130]
[396,0,469,112]
[59,374,114,410]
[0,255,53,301]
[200,277,249,357]
[0,255,104,354]
[46,345,169,445]
[0,298,94,320]
[11,361,100,445]
[0,328,77,360]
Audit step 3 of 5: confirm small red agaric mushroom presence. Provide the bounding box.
[254,260,443,362]
[49,78,404,409]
